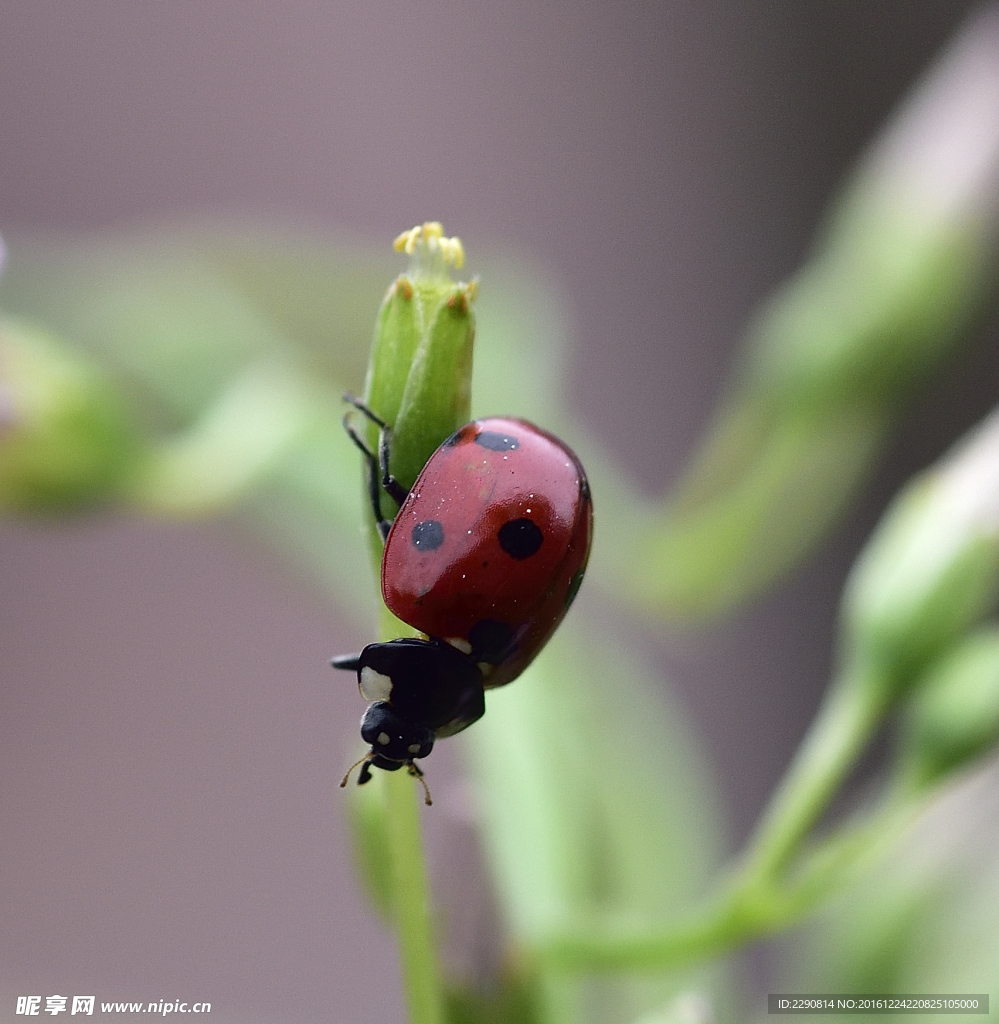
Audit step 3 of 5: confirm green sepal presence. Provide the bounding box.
[364,274,421,430]
[391,284,476,492]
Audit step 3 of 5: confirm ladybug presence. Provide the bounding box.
[333,395,593,802]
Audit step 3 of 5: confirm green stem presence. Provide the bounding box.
[537,891,770,972]
[537,665,898,974]
[383,768,443,1024]
[375,601,443,1024]
[737,664,889,883]
[537,787,919,973]
[778,785,917,912]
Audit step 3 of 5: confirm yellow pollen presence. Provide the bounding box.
[393,226,422,254]
[392,222,465,268]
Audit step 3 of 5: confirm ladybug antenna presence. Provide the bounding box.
[339,753,373,789]
[339,755,432,805]
[407,762,433,806]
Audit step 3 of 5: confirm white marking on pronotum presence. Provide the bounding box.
[445,637,473,655]
[377,732,391,746]
[359,667,394,702]
[408,743,422,754]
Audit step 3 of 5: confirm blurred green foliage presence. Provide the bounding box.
[0,224,728,1024]
[5,15,999,1020]
[3,212,998,1021]
[0,317,142,510]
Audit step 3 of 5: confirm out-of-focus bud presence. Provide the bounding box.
[622,8,999,619]
[359,222,476,505]
[903,626,999,785]
[842,406,999,698]
[0,318,140,511]
[752,7,999,408]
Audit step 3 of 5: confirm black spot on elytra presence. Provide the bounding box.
[411,520,444,551]
[475,430,519,452]
[565,569,585,609]
[468,618,516,664]
[498,517,543,559]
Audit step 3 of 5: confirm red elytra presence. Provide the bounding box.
[382,417,593,688]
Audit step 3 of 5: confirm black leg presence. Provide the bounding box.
[344,394,410,506]
[343,413,391,539]
[342,395,410,538]
[358,760,374,786]
[378,431,408,506]
[330,653,361,672]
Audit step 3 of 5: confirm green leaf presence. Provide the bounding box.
[465,620,729,1023]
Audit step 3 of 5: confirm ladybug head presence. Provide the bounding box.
[360,701,435,763]
[339,702,435,804]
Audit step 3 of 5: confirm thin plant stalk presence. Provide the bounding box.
[538,785,920,973]
[535,664,896,973]
[383,769,443,1024]
[736,668,889,882]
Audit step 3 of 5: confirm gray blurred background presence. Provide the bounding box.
[2,2,997,1021]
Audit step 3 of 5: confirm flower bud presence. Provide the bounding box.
[360,223,476,502]
[841,406,999,697]
[751,6,999,410]
[628,10,999,620]
[0,318,140,511]
[903,626,999,784]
